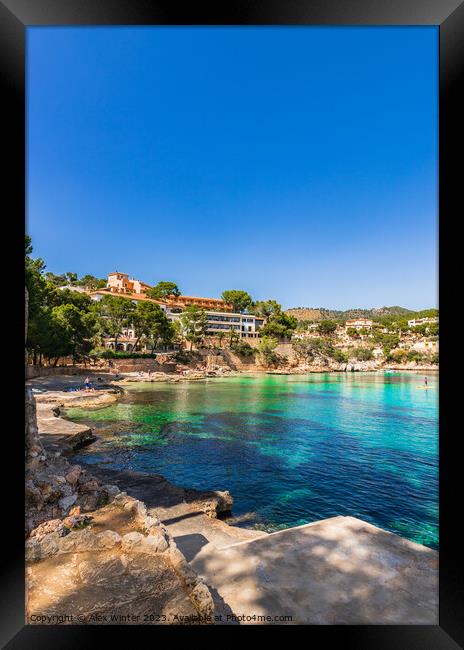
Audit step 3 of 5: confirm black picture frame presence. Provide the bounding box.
[2,0,462,646]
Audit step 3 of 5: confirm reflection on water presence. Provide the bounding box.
[70,372,438,549]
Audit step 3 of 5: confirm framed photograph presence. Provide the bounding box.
[2,0,462,646]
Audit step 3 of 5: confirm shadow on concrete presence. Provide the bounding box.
[190,516,439,625]
[173,533,209,562]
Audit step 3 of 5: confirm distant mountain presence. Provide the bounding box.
[285,306,417,322]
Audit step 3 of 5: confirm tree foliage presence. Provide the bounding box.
[178,306,208,350]
[230,340,256,357]
[258,336,280,366]
[251,300,281,318]
[317,320,338,336]
[351,347,374,361]
[221,290,253,313]
[260,311,297,340]
[133,301,175,351]
[147,281,181,300]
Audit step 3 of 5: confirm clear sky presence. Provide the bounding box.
[27,27,437,310]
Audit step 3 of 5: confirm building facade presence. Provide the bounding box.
[106,272,152,296]
[106,272,233,312]
[407,317,438,328]
[89,275,264,350]
[345,318,373,331]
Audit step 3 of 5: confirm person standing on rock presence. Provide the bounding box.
[84,376,91,390]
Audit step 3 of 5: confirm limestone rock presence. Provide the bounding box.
[65,465,81,486]
[96,530,122,549]
[58,527,100,554]
[78,554,126,585]
[25,480,44,510]
[26,531,61,562]
[121,531,144,551]
[138,533,169,554]
[59,494,77,513]
[79,493,99,512]
[79,478,99,493]
[30,519,67,540]
[142,515,162,534]
[190,582,214,619]
[103,484,120,499]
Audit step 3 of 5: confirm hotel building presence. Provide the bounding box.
[89,273,264,350]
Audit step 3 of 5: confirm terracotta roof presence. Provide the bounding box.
[174,295,227,302]
[89,290,163,304]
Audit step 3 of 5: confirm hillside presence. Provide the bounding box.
[285,306,416,322]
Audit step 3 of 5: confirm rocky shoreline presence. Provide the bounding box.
[25,382,230,624]
[26,368,439,624]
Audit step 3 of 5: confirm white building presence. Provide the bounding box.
[412,339,439,353]
[345,318,373,331]
[88,290,264,350]
[408,317,438,328]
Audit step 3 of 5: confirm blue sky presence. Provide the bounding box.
[27,27,437,310]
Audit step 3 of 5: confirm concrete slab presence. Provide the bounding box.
[190,516,438,625]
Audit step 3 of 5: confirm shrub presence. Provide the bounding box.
[292,338,347,363]
[317,320,338,336]
[230,340,256,357]
[258,336,280,366]
[331,349,348,363]
[90,349,157,360]
[388,348,408,363]
[406,350,426,364]
[351,347,374,361]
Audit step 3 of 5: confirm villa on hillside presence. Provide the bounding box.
[88,273,265,350]
[407,317,438,327]
[345,318,373,332]
[106,272,233,312]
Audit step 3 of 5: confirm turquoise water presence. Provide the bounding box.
[70,372,438,549]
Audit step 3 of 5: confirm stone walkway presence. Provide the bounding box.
[189,516,438,625]
[85,467,438,625]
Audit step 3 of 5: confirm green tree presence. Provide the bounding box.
[96,295,136,351]
[251,300,281,319]
[292,338,347,365]
[372,331,400,357]
[260,312,297,340]
[317,320,338,336]
[406,350,425,364]
[147,281,181,300]
[351,347,374,361]
[64,272,79,286]
[26,236,55,363]
[79,274,107,290]
[44,272,68,287]
[45,304,97,364]
[221,290,253,313]
[230,340,255,357]
[132,301,173,351]
[179,306,208,350]
[258,336,280,366]
[51,288,93,311]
